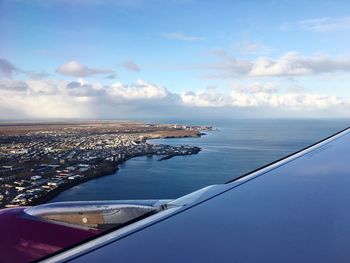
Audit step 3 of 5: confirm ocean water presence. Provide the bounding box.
[50,119,349,202]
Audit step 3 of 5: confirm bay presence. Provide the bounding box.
[50,119,349,202]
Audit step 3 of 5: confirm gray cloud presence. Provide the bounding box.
[121,60,140,72]
[66,80,105,97]
[57,61,114,77]
[0,80,29,91]
[0,59,18,78]
[196,52,350,78]
[0,58,50,80]
[66,81,91,89]
[105,74,117,79]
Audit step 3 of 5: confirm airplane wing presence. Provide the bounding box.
[2,127,350,262]
[41,127,350,262]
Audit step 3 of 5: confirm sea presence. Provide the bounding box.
[50,119,349,202]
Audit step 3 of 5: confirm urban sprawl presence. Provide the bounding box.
[0,122,212,208]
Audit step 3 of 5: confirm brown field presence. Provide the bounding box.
[147,130,200,138]
[0,121,143,135]
[0,120,200,137]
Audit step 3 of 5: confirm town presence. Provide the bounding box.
[0,121,212,208]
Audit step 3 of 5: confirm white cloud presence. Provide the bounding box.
[0,80,90,118]
[250,52,312,76]
[181,87,230,107]
[56,61,114,77]
[251,52,350,76]
[0,78,349,119]
[181,83,349,111]
[0,79,174,118]
[163,32,204,42]
[109,80,168,101]
[26,80,58,95]
[228,92,345,110]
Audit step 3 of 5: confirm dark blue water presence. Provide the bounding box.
[50,119,349,202]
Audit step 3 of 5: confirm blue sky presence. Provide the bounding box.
[1,0,350,119]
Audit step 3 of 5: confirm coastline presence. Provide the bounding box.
[28,154,143,206]
[28,136,203,206]
[28,162,118,206]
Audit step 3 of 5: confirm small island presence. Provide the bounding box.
[0,121,213,208]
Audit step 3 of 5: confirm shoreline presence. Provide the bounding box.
[28,154,143,206]
[28,162,119,206]
[28,147,202,206]
[158,147,201,161]
[0,122,214,208]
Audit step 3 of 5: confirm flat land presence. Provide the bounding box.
[0,120,211,208]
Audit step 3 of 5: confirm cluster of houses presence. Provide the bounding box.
[0,125,206,208]
[1,163,93,207]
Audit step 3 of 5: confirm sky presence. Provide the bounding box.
[1,0,350,120]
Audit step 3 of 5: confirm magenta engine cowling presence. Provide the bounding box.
[0,207,99,263]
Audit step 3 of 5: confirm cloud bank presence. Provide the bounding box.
[0,78,348,119]
[198,52,350,78]
[1,57,349,119]
[181,86,347,110]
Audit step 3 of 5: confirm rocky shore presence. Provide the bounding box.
[158,147,201,161]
